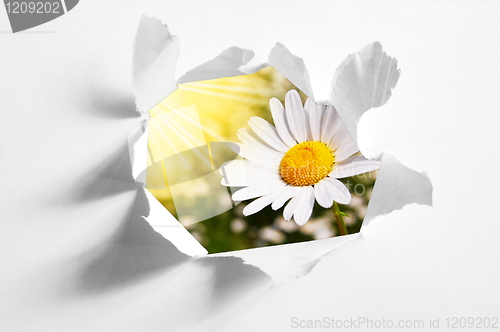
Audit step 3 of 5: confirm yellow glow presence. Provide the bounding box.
[279,142,335,187]
[145,66,304,215]
[148,66,288,153]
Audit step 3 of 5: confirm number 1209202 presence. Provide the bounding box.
[5,2,60,14]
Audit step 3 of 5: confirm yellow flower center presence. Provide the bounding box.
[279,141,335,187]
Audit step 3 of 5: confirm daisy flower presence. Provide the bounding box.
[220,90,380,226]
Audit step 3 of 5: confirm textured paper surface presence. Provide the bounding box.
[131,15,433,281]
[2,2,499,331]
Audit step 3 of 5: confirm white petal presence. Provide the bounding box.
[232,178,286,201]
[271,186,301,210]
[285,90,308,143]
[328,119,350,151]
[237,128,284,159]
[248,117,290,153]
[234,143,281,167]
[243,190,284,216]
[220,160,280,187]
[314,177,351,206]
[320,105,340,144]
[313,180,334,208]
[334,137,359,162]
[329,155,380,178]
[292,187,315,226]
[269,98,297,148]
[283,194,299,221]
[305,98,325,142]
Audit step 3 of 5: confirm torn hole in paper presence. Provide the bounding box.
[129,15,432,282]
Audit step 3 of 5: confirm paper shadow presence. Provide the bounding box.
[87,84,140,119]
[69,143,140,203]
[64,135,190,292]
[74,188,189,293]
[63,121,186,289]
[195,256,271,311]
[74,211,271,299]
[64,86,272,296]
[67,139,271,296]
[68,83,141,202]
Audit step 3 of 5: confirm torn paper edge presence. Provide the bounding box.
[211,233,359,283]
[129,15,433,282]
[128,118,208,256]
[362,152,434,228]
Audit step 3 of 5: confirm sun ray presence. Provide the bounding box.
[149,119,180,156]
[178,85,262,104]
[182,81,265,94]
[156,113,202,148]
[173,108,227,142]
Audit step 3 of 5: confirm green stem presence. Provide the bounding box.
[333,201,348,236]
